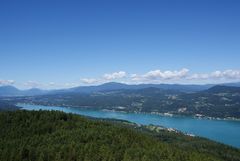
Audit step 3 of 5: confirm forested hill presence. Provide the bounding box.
[0,110,240,161]
[0,101,19,111]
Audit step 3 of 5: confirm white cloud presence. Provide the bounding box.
[0,79,15,86]
[64,82,79,87]
[80,71,127,85]
[130,68,190,83]
[3,69,240,89]
[130,74,149,83]
[81,78,99,84]
[129,69,240,84]
[143,68,189,80]
[187,70,240,81]
[130,74,141,81]
[49,82,56,86]
[103,71,127,80]
[187,73,209,80]
[23,81,42,88]
[22,81,80,89]
[211,70,240,79]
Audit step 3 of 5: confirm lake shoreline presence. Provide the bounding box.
[16,103,240,122]
[16,103,240,148]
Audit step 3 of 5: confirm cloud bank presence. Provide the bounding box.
[1,69,240,89]
[81,71,127,84]
[81,78,99,84]
[81,69,240,85]
[103,71,127,80]
[130,68,189,82]
[0,79,15,85]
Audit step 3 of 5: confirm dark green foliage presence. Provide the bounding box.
[0,111,240,161]
[0,101,19,111]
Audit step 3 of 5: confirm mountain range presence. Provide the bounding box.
[0,86,49,96]
[1,82,240,119]
[3,84,239,119]
[1,82,240,97]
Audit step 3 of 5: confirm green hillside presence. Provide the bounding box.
[0,110,240,161]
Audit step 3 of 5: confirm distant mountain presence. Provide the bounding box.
[25,88,48,96]
[50,81,240,94]
[206,85,240,93]
[221,82,240,87]
[0,86,21,96]
[13,85,240,119]
[140,83,213,92]
[68,82,131,93]
[1,82,240,97]
[0,86,48,97]
[61,82,213,94]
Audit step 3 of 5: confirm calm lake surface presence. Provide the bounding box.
[19,104,240,148]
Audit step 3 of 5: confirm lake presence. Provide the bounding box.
[18,104,240,148]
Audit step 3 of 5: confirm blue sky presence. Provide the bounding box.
[1,0,240,89]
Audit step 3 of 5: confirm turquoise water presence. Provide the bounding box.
[19,104,240,148]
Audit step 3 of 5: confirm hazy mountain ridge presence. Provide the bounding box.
[0,86,48,96]
[4,84,240,119]
[1,82,240,97]
[1,82,240,119]
[205,85,240,93]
